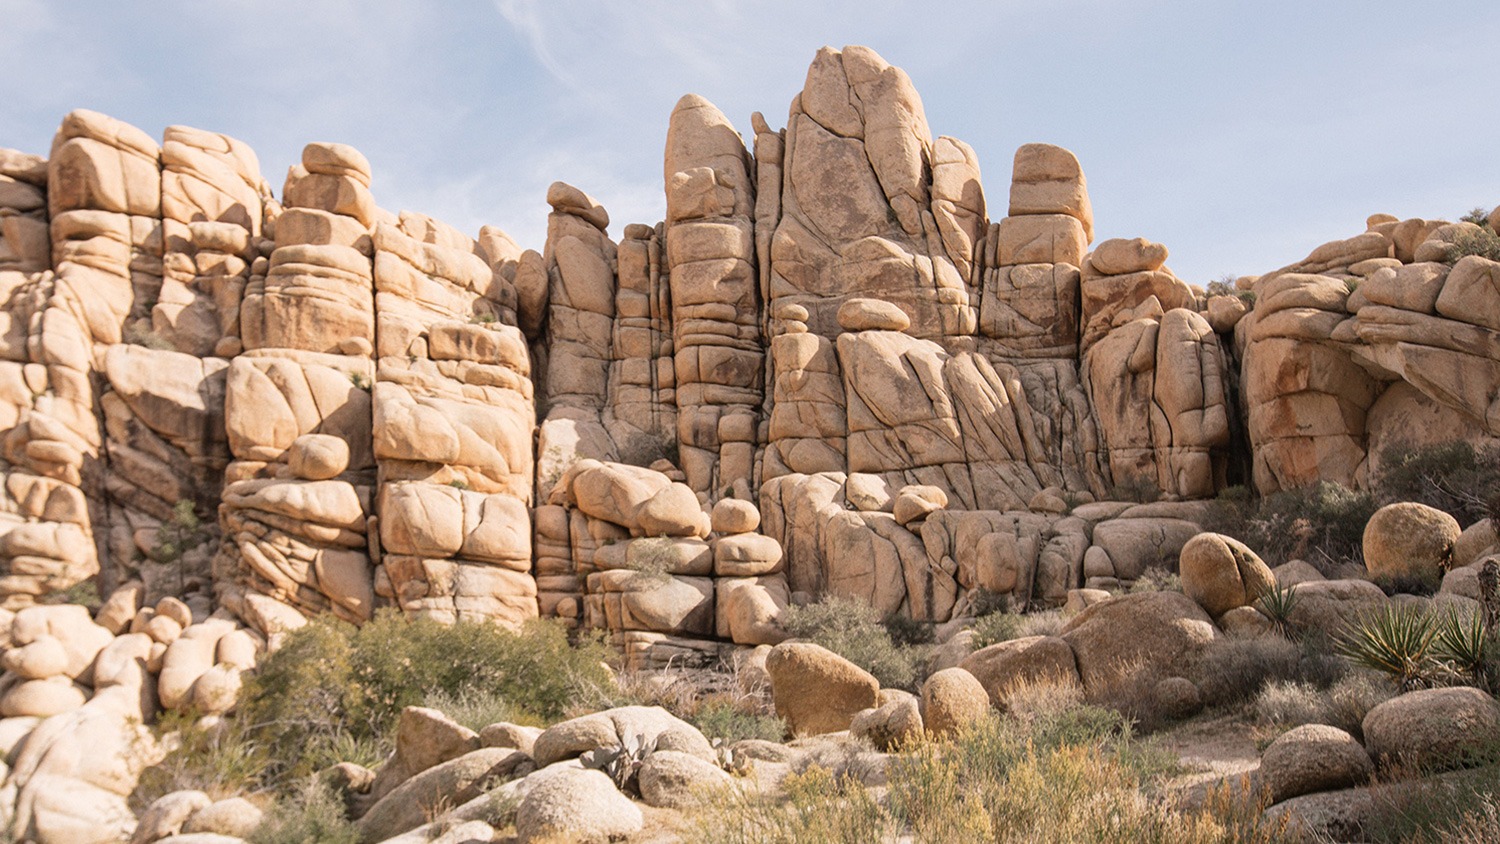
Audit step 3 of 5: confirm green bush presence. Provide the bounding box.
[1447,226,1500,263]
[1372,440,1500,528]
[780,596,928,691]
[688,697,787,744]
[970,611,1026,650]
[239,611,614,786]
[248,778,360,844]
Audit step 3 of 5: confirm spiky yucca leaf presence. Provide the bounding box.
[1335,605,1438,691]
[1432,607,1492,691]
[1257,583,1300,639]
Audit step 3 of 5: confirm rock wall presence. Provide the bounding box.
[0,45,1496,662]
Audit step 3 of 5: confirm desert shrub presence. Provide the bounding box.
[247,778,360,844]
[882,614,935,648]
[39,578,101,611]
[1324,670,1397,739]
[697,703,1284,843]
[1360,768,1500,844]
[1372,440,1500,528]
[1252,680,1332,731]
[1129,566,1182,594]
[688,697,786,744]
[780,596,927,691]
[1192,637,1305,709]
[1205,481,1376,573]
[1205,277,1236,298]
[1447,226,1500,263]
[616,428,678,467]
[422,687,541,733]
[1460,206,1494,227]
[969,610,1026,649]
[622,537,676,586]
[240,612,614,786]
[1438,794,1500,843]
[151,499,210,564]
[132,713,268,810]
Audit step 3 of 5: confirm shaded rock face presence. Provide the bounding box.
[0,43,1496,674]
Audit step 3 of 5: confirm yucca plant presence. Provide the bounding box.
[580,732,656,795]
[1257,583,1300,640]
[1335,605,1438,692]
[1432,608,1494,693]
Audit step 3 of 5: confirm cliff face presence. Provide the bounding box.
[0,44,1496,664]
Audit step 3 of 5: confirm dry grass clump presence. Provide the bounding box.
[696,698,1287,843]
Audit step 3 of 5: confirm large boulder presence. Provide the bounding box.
[1281,579,1388,638]
[1058,591,1218,697]
[919,667,990,736]
[958,636,1079,709]
[514,768,643,843]
[1362,687,1500,772]
[531,706,713,767]
[1363,503,1460,587]
[356,748,530,841]
[766,642,879,736]
[1179,532,1275,617]
[1259,724,1373,802]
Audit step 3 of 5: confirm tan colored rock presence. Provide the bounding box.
[1179,532,1275,617]
[1009,143,1093,241]
[714,533,783,577]
[766,641,880,736]
[131,790,212,844]
[532,706,713,767]
[837,298,911,333]
[1281,579,1387,637]
[1452,518,1497,568]
[1260,724,1373,802]
[851,694,923,750]
[712,498,760,534]
[959,636,1079,709]
[1362,687,1500,771]
[638,749,734,808]
[515,768,643,844]
[480,722,543,756]
[919,667,989,736]
[357,748,529,841]
[1089,237,1168,275]
[1059,591,1217,697]
[286,433,349,481]
[1363,502,1459,586]
[892,484,947,526]
[182,797,263,837]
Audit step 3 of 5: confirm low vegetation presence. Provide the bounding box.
[780,595,930,690]
[696,704,1284,843]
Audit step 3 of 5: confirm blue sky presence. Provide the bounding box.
[4,0,1497,283]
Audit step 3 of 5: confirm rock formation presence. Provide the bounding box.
[0,43,1494,668]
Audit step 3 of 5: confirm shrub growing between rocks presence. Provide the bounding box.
[780,596,928,690]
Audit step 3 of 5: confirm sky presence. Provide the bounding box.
[3,0,1497,284]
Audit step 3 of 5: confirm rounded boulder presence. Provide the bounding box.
[766,642,879,736]
[1260,724,1373,802]
[1362,687,1500,772]
[1179,532,1275,617]
[920,667,990,737]
[1363,502,1460,587]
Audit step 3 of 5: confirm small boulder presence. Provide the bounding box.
[1362,687,1500,772]
[1363,502,1460,587]
[131,790,211,844]
[851,695,923,750]
[920,668,990,737]
[182,797,263,837]
[480,722,543,757]
[711,499,760,535]
[1260,724,1373,802]
[837,298,910,333]
[514,768,643,843]
[1154,677,1203,720]
[287,433,350,481]
[892,485,948,526]
[1179,532,1275,617]
[637,750,734,808]
[766,642,880,736]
